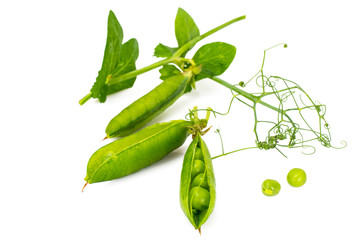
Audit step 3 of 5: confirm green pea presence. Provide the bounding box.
[191,160,205,179]
[191,173,209,189]
[194,147,203,160]
[189,187,211,211]
[261,179,281,196]
[287,168,307,187]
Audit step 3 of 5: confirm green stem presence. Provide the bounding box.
[173,15,246,58]
[212,146,258,160]
[253,103,260,142]
[109,15,246,85]
[79,92,93,105]
[210,76,258,103]
[215,129,225,155]
[107,58,171,85]
[253,86,298,97]
[79,14,246,103]
[210,76,297,130]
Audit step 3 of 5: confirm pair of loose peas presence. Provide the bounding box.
[262,168,307,196]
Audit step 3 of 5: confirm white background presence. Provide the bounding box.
[1,0,359,239]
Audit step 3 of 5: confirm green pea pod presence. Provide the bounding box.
[105,71,193,138]
[180,133,215,232]
[85,119,194,184]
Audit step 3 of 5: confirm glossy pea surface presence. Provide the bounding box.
[287,168,307,187]
[190,187,211,211]
[191,173,209,189]
[191,160,205,179]
[194,147,203,160]
[262,179,281,196]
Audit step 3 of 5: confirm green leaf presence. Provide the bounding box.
[154,43,178,58]
[91,69,108,103]
[175,8,199,53]
[159,65,193,93]
[192,42,236,81]
[91,10,124,102]
[107,38,139,95]
[159,64,181,80]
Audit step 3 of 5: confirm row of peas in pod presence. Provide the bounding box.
[180,133,216,232]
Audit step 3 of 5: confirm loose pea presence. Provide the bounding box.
[191,173,209,189]
[189,187,211,211]
[287,168,307,187]
[261,179,281,196]
[191,160,205,179]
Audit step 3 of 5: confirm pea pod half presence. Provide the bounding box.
[180,133,215,232]
[105,71,193,138]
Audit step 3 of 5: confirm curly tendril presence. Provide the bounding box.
[238,44,346,154]
[203,43,346,158]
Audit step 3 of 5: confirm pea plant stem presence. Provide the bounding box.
[79,15,246,104]
[209,76,297,139]
[79,58,173,105]
[79,92,93,105]
[108,15,246,86]
[172,15,246,58]
[212,146,259,160]
[107,58,171,85]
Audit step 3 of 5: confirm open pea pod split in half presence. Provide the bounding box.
[180,133,216,232]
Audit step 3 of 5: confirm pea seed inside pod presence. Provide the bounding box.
[189,187,211,211]
[191,173,209,189]
[194,147,203,160]
[191,160,205,179]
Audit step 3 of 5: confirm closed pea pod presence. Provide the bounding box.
[180,133,215,233]
[105,71,193,138]
[85,119,195,186]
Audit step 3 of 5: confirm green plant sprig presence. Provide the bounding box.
[190,44,345,158]
[106,16,246,87]
[79,9,245,105]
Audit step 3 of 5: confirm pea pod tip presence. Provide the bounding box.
[82,181,88,192]
[102,135,109,141]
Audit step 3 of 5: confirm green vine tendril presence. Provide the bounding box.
[188,43,346,159]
